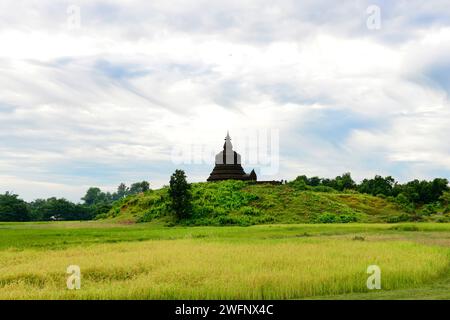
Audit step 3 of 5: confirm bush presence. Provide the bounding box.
[315,212,359,223]
[290,179,307,191]
[339,214,358,223]
[239,206,261,216]
[315,213,337,223]
[218,215,238,225]
[310,186,336,193]
[139,202,170,222]
[386,213,412,223]
[394,193,415,213]
[420,203,439,216]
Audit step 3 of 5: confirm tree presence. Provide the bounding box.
[0,192,31,221]
[291,173,355,191]
[335,172,356,191]
[397,178,449,205]
[28,197,93,221]
[358,175,396,196]
[431,178,449,203]
[308,176,321,187]
[81,187,106,206]
[168,170,192,219]
[129,181,150,195]
[116,183,129,199]
[28,198,47,221]
[141,181,150,192]
[322,173,356,191]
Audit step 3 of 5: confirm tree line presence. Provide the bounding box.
[291,173,449,205]
[0,181,150,222]
[291,173,450,217]
[1,172,450,222]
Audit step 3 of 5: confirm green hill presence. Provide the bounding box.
[102,180,414,225]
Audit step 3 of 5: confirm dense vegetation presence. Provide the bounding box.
[1,171,449,224]
[0,181,150,222]
[103,175,450,225]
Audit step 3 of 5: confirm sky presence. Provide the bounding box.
[1,0,450,202]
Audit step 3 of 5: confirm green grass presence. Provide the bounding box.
[105,180,426,225]
[0,221,449,299]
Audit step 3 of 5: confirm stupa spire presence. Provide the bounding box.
[223,131,233,151]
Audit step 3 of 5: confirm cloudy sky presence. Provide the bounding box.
[1,0,450,201]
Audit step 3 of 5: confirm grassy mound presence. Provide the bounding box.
[101,180,409,225]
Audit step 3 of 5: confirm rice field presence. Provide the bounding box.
[0,222,449,299]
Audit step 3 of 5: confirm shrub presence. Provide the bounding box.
[420,203,439,216]
[386,213,412,223]
[239,206,261,216]
[315,212,359,223]
[339,214,358,223]
[315,213,337,223]
[139,202,170,222]
[310,186,336,193]
[290,179,307,191]
[394,193,415,213]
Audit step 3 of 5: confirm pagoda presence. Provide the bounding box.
[207,132,257,182]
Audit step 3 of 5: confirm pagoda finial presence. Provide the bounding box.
[225,131,231,141]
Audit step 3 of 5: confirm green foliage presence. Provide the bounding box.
[310,185,336,193]
[139,194,171,222]
[419,203,440,217]
[329,172,356,191]
[394,178,449,205]
[129,181,150,194]
[289,178,307,191]
[29,197,93,221]
[82,187,108,206]
[439,191,450,212]
[91,203,112,218]
[105,180,424,225]
[0,192,30,222]
[82,181,151,206]
[290,174,448,208]
[169,170,192,220]
[358,175,396,197]
[386,213,413,223]
[315,212,359,223]
[189,181,263,225]
[239,206,261,216]
[389,224,420,231]
[290,173,356,191]
[116,183,129,199]
[394,193,415,213]
[5,171,449,225]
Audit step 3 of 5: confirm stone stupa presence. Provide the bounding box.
[207,132,257,182]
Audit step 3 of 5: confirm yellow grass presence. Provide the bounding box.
[0,238,448,299]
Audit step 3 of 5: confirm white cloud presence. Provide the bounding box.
[1,0,450,201]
